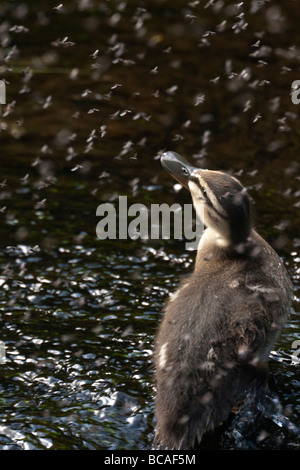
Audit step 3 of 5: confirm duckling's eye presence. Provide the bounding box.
[181,167,189,176]
[202,188,207,197]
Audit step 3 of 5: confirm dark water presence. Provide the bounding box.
[0,0,299,450]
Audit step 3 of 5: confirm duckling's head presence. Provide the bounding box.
[161,151,252,248]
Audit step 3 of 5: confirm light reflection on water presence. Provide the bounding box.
[0,242,182,449]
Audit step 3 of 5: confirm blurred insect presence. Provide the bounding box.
[20,174,29,184]
[9,25,29,33]
[34,199,46,209]
[81,89,92,97]
[111,83,122,90]
[217,20,227,32]
[151,66,159,74]
[100,125,107,138]
[43,95,52,109]
[66,147,77,161]
[194,94,205,106]
[90,49,99,59]
[166,85,178,95]
[52,36,75,47]
[53,3,63,11]
[243,100,252,113]
[253,113,262,123]
[185,14,197,24]
[71,165,83,172]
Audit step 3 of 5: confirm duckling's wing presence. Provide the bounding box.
[154,302,279,450]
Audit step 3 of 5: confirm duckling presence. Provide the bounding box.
[154,151,293,450]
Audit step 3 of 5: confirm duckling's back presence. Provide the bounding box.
[154,231,293,450]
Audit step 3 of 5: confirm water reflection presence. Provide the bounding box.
[0,239,299,449]
[0,241,185,449]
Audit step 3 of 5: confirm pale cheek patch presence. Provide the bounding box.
[188,173,227,219]
[188,181,206,222]
[194,202,206,226]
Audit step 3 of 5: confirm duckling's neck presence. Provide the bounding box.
[198,227,230,250]
[197,226,255,259]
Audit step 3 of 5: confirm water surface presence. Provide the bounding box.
[0,0,299,450]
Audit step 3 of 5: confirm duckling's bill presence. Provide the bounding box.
[160,151,198,188]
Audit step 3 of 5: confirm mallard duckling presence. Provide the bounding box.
[154,151,293,450]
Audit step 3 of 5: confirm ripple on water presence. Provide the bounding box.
[0,245,161,449]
